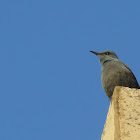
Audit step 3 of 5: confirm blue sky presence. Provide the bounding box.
[0,0,140,140]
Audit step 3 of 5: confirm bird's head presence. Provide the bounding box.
[90,50,118,65]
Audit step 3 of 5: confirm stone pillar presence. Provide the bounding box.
[101,86,140,140]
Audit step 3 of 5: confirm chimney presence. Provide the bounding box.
[101,86,140,140]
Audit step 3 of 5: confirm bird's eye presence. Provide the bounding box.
[106,52,110,55]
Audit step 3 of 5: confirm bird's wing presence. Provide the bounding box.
[121,62,140,88]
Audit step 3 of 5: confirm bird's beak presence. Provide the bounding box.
[89,50,100,55]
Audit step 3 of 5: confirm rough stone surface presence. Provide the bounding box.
[101,86,140,140]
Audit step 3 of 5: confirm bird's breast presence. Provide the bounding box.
[101,62,124,97]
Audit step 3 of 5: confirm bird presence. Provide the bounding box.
[90,50,139,99]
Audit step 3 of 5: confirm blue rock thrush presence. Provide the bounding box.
[90,50,139,99]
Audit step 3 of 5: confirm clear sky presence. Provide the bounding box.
[0,0,140,140]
